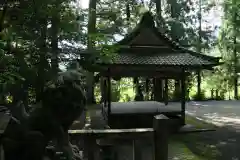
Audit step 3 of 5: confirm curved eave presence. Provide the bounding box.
[179,47,222,63]
[79,59,221,73]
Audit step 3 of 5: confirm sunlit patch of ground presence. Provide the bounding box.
[186,101,240,128]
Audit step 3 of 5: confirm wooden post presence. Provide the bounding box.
[153,78,157,101]
[153,114,169,160]
[0,145,3,160]
[107,69,111,123]
[164,79,168,105]
[133,140,141,160]
[103,77,107,107]
[181,69,186,125]
[84,135,95,160]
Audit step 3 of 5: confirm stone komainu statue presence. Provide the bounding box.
[1,70,86,160]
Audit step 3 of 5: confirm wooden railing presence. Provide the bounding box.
[69,114,214,160]
[0,114,214,160]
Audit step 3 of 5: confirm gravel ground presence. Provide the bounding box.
[186,101,240,128]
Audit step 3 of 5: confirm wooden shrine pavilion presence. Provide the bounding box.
[80,11,221,129]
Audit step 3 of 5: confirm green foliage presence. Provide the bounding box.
[192,91,207,101]
[0,0,237,104]
[216,0,240,98]
[111,81,121,102]
[0,0,86,103]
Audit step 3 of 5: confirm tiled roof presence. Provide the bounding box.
[100,53,216,66]
[80,11,221,68]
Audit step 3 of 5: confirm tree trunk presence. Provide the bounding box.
[36,19,48,102]
[170,0,178,42]
[233,0,238,99]
[86,0,97,104]
[197,70,201,99]
[156,0,161,15]
[196,0,202,100]
[51,5,60,75]
[155,0,163,30]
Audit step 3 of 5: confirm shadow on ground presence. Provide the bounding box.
[175,125,240,160]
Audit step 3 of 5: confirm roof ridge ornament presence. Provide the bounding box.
[140,11,155,28]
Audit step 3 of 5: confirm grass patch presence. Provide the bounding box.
[172,134,221,160]
[169,140,203,160]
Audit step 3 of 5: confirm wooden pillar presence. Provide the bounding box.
[174,80,181,101]
[164,79,168,105]
[107,69,111,123]
[153,114,169,160]
[181,69,186,125]
[145,78,150,100]
[102,77,107,107]
[154,78,163,102]
[158,78,163,101]
[153,78,157,101]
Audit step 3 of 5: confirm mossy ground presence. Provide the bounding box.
[168,116,220,160]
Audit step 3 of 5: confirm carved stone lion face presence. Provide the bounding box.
[42,70,87,124]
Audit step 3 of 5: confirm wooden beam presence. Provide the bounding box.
[100,71,184,79]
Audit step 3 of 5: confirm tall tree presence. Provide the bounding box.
[233,0,238,99]
[196,0,202,99]
[219,0,240,99]
[50,0,60,75]
[86,0,97,104]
